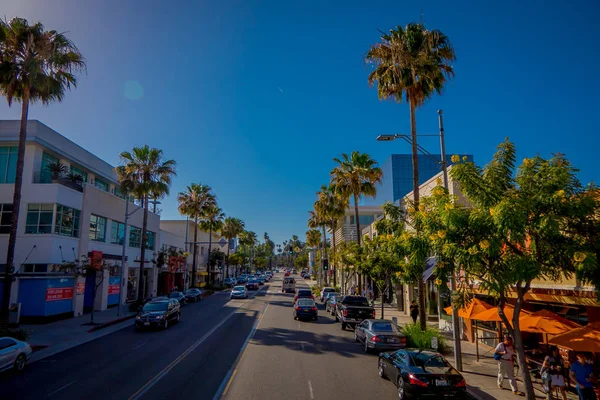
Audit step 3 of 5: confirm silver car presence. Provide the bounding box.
[0,337,32,372]
[230,285,248,299]
[354,319,407,353]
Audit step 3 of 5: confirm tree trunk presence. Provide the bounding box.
[321,225,328,286]
[226,240,230,279]
[137,194,149,305]
[395,282,403,311]
[208,226,213,285]
[353,194,362,293]
[332,227,337,287]
[2,92,30,324]
[191,216,199,287]
[514,288,534,399]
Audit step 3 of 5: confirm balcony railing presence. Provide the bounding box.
[334,225,357,246]
[33,172,84,192]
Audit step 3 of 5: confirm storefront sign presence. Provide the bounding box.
[46,287,74,302]
[76,282,85,295]
[91,250,103,270]
[108,284,120,295]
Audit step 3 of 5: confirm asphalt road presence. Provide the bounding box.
[222,276,400,400]
[0,280,271,400]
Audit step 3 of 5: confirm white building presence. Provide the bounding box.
[0,120,160,321]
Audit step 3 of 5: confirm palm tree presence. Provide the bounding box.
[318,183,347,287]
[239,230,257,272]
[330,151,383,291]
[0,18,86,319]
[366,23,455,330]
[117,146,176,305]
[220,217,245,278]
[305,229,321,276]
[200,204,225,285]
[177,184,215,287]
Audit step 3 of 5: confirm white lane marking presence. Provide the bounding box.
[47,380,77,397]
[308,380,314,399]
[132,342,146,351]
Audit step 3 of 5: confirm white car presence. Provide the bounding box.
[320,287,336,302]
[230,286,248,299]
[0,337,32,372]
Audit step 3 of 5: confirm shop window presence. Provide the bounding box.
[0,204,12,234]
[129,226,141,248]
[69,165,88,183]
[25,204,54,234]
[146,231,155,250]
[89,214,107,242]
[55,204,81,237]
[94,178,108,192]
[0,146,17,184]
[22,264,49,273]
[110,221,125,245]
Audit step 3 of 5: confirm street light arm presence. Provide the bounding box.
[397,136,442,165]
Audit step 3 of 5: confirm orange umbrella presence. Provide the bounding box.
[519,309,581,335]
[471,304,530,324]
[444,298,493,319]
[548,322,600,352]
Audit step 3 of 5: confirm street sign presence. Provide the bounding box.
[219,238,227,247]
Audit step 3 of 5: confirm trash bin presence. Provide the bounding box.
[9,303,21,325]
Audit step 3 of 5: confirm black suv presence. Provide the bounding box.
[135,299,180,330]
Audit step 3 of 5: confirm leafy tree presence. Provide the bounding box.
[177,184,216,286]
[295,252,309,270]
[0,18,86,320]
[199,204,225,285]
[117,146,176,305]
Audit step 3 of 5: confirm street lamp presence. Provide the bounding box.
[376,110,462,371]
[118,196,141,317]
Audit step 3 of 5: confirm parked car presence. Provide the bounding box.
[320,287,336,302]
[325,294,339,315]
[0,337,32,372]
[282,277,296,293]
[135,299,181,330]
[293,298,318,321]
[294,289,314,302]
[355,319,407,353]
[291,269,298,274]
[184,288,203,302]
[224,278,236,287]
[257,277,266,285]
[237,276,248,284]
[169,291,186,307]
[246,279,259,290]
[322,291,339,305]
[378,349,467,399]
[335,295,375,330]
[230,285,248,299]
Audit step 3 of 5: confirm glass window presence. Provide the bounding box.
[0,146,17,184]
[0,204,12,234]
[39,153,59,183]
[94,178,108,192]
[22,264,49,273]
[146,231,155,250]
[89,214,106,242]
[69,165,88,183]
[129,226,141,248]
[114,187,125,199]
[110,221,125,245]
[54,204,81,237]
[25,204,54,234]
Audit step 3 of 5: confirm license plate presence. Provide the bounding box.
[144,322,150,326]
[436,380,449,386]
[303,309,310,312]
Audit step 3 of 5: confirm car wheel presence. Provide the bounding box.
[14,354,26,372]
[163,319,169,329]
[397,376,405,400]
[341,322,346,330]
[378,359,387,379]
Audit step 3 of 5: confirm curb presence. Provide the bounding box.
[87,313,136,333]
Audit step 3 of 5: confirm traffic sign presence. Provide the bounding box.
[219,238,227,247]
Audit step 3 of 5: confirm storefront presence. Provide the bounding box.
[17,276,75,323]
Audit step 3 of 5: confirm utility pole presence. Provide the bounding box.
[118,197,130,317]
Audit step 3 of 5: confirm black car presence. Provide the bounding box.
[294,289,314,303]
[378,349,467,399]
[135,299,181,330]
[184,288,203,302]
[246,279,259,290]
[169,291,186,306]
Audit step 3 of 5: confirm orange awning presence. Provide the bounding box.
[518,309,581,335]
[471,304,530,324]
[444,298,494,319]
[548,322,600,353]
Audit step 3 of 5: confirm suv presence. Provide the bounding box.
[135,299,181,330]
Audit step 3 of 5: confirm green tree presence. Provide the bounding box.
[317,183,347,287]
[0,18,86,319]
[330,151,383,291]
[308,209,328,284]
[295,252,309,270]
[177,184,216,287]
[220,217,245,278]
[239,230,257,273]
[117,146,176,305]
[199,204,225,285]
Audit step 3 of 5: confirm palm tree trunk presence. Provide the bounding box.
[191,216,199,287]
[321,225,328,286]
[225,240,230,279]
[353,194,362,293]
[2,91,30,323]
[332,227,337,288]
[208,226,213,285]
[138,194,149,305]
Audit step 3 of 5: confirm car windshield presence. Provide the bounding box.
[185,289,198,295]
[409,352,449,368]
[233,286,245,291]
[324,288,335,292]
[342,296,370,306]
[142,302,168,311]
[169,292,182,298]
[297,299,314,307]
[297,290,311,296]
[248,279,257,283]
[371,322,400,332]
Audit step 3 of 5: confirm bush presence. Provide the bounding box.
[402,323,448,353]
[311,286,321,297]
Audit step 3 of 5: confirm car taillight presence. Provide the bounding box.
[456,378,466,387]
[408,374,428,387]
[295,307,301,311]
[401,337,407,343]
[371,335,382,342]
[311,307,317,311]
[373,310,376,318]
[343,309,348,317]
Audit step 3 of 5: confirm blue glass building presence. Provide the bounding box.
[363,154,474,205]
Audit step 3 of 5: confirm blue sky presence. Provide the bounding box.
[1,0,599,245]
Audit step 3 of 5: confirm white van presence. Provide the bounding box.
[282,277,296,293]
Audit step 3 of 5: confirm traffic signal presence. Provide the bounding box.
[323,259,329,270]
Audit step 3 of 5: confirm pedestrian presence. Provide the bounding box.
[570,353,597,400]
[542,346,567,400]
[409,300,419,324]
[495,335,520,395]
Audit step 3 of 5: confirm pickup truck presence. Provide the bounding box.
[334,295,375,330]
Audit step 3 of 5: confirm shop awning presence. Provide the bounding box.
[444,298,494,319]
[471,304,531,325]
[422,257,437,283]
[518,309,581,335]
[548,322,600,352]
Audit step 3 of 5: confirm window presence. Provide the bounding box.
[129,226,141,248]
[110,221,125,245]
[55,204,81,237]
[114,187,125,199]
[0,146,17,184]
[94,178,108,192]
[0,204,12,234]
[89,214,106,242]
[200,247,204,256]
[25,204,54,234]
[70,165,88,183]
[39,152,59,183]
[22,264,49,273]
[146,231,155,250]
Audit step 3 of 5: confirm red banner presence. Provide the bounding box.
[46,287,74,302]
[108,284,120,295]
[76,282,85,295]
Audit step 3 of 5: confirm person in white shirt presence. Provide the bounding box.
[495,335,520,394]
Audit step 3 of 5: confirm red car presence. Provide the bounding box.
[294,289,314,302]
[284,271,291,277]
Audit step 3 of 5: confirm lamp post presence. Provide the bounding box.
[376,110,463,371]
[118,196,141,317]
